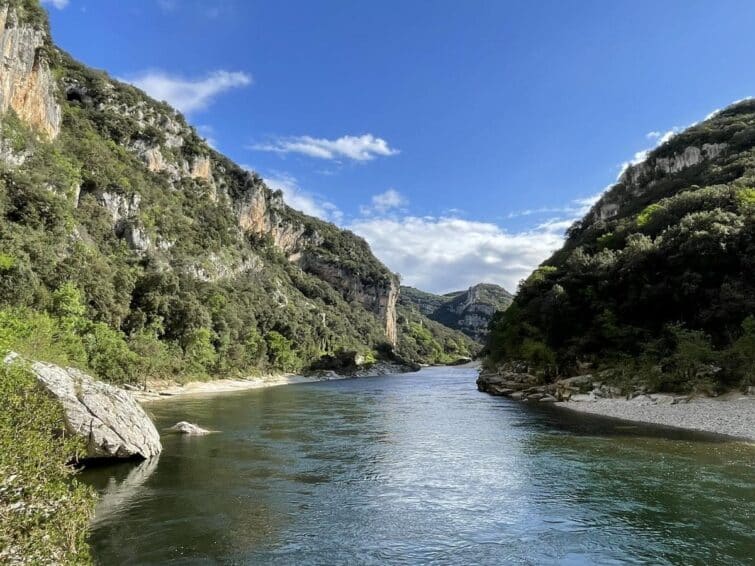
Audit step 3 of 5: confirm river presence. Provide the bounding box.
[82,366,754,564]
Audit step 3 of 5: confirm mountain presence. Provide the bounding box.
[487,101,755,392]
[0,0,472,383]
[400,283,513,342]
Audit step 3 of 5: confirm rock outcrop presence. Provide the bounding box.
[5,354,161,460]
[0,4,60,138]
[585,142,729,224]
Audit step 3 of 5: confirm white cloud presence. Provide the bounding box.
[348,215,566,294]
[41,0,69,8]
[251,134,398,161]
[261,172,343,224]
[123,70,251,114]
[360,189,407,215]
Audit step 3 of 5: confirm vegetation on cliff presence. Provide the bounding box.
[0,0,471,389]
[487,101,755,393]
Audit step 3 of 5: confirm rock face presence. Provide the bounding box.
[0,5,60,138]
[584,142,728,225]
[12,356,162,460]
[400,283,513,342]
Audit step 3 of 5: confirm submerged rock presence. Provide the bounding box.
[5,354,161,460]
[165,421,214,435]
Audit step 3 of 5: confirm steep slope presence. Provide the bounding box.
[400,283,513,342]
[395,302,480,363]
[487,101,755,392]
[0,0,462,383]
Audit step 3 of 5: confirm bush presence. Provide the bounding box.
[265,331,301,372]
[0,363,96,564]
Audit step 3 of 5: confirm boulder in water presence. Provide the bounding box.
[5,353,162,460]
[165,421,214,435]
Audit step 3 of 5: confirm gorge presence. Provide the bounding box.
[1,1,753,565]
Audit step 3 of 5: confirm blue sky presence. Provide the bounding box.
[43,0,755,292]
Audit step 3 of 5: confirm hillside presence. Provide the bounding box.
[487,101,755,392]
[0,0,471,385]
[400,283,513,342]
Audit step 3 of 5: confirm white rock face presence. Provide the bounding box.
[8,356,162,460]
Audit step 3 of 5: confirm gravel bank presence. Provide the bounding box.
[556,395,755,441]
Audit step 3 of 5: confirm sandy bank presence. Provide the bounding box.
[132,373,344,403]
[555,394,755,441]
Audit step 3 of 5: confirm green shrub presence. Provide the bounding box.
[0,363,96,564]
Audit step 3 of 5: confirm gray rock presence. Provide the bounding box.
[165,421,213,435]
[5,354,161,460]
[540,395,558,403]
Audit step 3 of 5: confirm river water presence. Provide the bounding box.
[82,366,754,565]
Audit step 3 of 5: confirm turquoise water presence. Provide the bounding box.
[82,366,755,564]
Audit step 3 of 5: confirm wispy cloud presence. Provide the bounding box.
[251,134,398,162]
[123,70,252,114]
[41,0,69,8]
[360,189,407,215]
[506,193,602,220]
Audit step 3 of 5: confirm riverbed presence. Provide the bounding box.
[82,366,755,564]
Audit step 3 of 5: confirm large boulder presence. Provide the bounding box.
[6,354,161,460]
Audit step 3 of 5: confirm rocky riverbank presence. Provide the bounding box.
[477,371,755,441]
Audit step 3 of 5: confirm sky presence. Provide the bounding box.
[41,0,755,293]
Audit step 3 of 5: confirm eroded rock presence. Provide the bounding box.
[5,354,161,460]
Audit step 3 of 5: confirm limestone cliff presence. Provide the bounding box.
[0,3,59,138]
[0,0,404,361]
[584,142,728,225]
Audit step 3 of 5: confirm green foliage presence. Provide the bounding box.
[636,203,663,227]
[396,304,477,364]
[0,363,95,564]
[736,187,755,213]
[265,331,301,371]
[488,104,755,391]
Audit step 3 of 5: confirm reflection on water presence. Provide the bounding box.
[82,367,755,565]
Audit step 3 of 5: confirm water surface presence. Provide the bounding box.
[83,367,755,564]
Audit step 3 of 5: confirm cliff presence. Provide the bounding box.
[400,283,513,342]
[0,2,59,138]
[0,0,437,383]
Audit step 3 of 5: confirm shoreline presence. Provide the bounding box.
[554,394,755,442]
[132,360,429,403]
[132,373,347,403]
[477,372,755,442]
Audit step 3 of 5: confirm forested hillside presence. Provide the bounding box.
[0,0,470,386]
[400,283,512,342]
[487,101,755,392]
